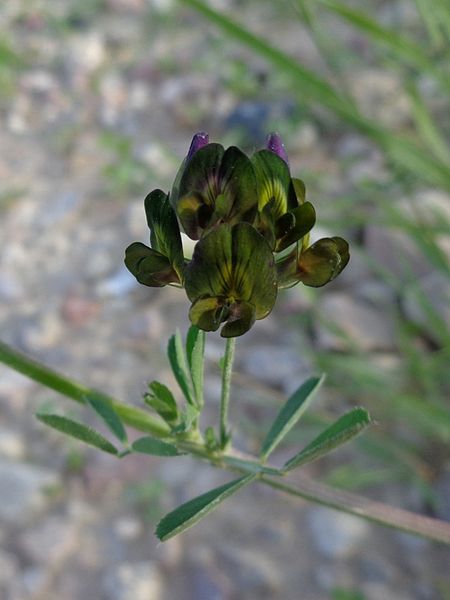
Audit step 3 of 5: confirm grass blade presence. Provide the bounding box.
[36,413,118,455]
[283,407,372,472]
[183,0,450,191]
[259,375,325,461]
[156,474,256,541]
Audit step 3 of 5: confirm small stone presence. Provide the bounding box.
[0,460,58,525]
[19,516,78,563]
[114,516,142,540]
[218,544,281,594]
[102,561,164,600]
[308,507,369,558]
[0,429,26,460]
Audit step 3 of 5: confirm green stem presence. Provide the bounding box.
[219,336,236,449]
[2,338,450,545]
[0,340,170,438]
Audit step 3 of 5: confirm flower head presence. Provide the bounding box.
[124,132,350,336]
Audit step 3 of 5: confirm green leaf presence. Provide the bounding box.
[167,330,195,405]
[86,394,127,444]
[131,436,182,456]
[283,407,372,472]
[155,474,256,541]
[259,375,325,460]
[186,325,206,408]
[144,189,185,281]
[36,413,118,455]
[144,381,178,424]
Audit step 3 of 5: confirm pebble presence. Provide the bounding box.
[0,429,26,460]
[19,515,79,564]
[218,543,281,594]
[102,561,164,600]
[308,507,370,558]
[402,272,450,341]
[0,460,58,525]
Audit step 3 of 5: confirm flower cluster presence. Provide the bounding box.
[125,132,349,337]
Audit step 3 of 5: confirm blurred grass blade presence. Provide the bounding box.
[167,330,195,405]
[183,0,450,191]
[259,375,325,461]
[318,0,449,90]
[131,436,183,456]
[36,413,118,455]
[407,83,450,164]
[86,393,128,444]
[186,325,205,408]
[283,408,372,471]
[156,474,256,541]
[414,0,447,48]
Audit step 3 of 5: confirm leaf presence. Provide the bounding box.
[167,330,195,405]
[259,375,325,460]
[86,393,128,444]
[186,325,206,408]
[144,381,179,424]
[155,474,256,541]
[131,436,182,456]
[36,413,118,455]
[283,407,372,472]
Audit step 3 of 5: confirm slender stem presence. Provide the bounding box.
[219,336,236,449]
[2,338,450,545]
[0,340,170,437]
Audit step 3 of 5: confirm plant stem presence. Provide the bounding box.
[0,340,170,438]
[219,336,236,449]
[2,338,450,545]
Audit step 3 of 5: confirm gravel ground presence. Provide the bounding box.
[1,1,449,599]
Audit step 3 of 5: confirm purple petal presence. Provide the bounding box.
[266,132,289,165]
[187,132,209,161]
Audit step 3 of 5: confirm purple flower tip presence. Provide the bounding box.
[266,132,289,165]
[187,132,209,161]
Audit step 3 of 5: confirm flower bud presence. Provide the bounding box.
[187,131,209,161]
[266,132,289,165]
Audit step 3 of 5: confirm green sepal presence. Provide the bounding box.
[252,149,293,220]
[298,236,350,287]
[155,474,257,541]
[144,189,185,281]
[125,242,179,287]
[144,381,179,425]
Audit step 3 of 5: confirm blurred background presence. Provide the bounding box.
[0,0,449,598]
